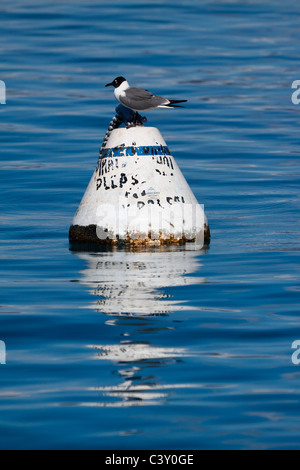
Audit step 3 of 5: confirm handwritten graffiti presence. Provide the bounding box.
[156,155,174,169]
[166,196,185,205]
[96,173,140,191]
[97,158,119,177]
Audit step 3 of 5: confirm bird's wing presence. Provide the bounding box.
[119,87,169,110]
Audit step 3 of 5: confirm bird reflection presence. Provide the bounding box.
[73,246,206,407]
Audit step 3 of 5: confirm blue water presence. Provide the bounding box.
[1,0,300,450]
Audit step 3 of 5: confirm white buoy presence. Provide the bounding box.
[69,126,210,247]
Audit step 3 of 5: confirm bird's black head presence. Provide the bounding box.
[105,77,126,88]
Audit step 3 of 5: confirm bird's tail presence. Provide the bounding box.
[166,99,187,108]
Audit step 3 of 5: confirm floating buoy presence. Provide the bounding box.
[69,121,210,247]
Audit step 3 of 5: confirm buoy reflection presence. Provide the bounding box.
[74,247,206,407]
[77,248,205,316]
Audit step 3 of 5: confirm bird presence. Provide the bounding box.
[105,76,187,125]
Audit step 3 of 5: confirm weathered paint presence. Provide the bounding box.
[70,127,210,247]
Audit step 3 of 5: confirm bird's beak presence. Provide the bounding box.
[105,82,113,87]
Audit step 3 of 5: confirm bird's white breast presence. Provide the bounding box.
[114,80,130,101]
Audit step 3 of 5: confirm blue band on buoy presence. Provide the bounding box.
[101,145,171,159]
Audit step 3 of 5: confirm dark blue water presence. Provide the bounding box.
[1,0,300,450]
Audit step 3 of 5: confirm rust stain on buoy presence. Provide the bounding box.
[69,223,210,246]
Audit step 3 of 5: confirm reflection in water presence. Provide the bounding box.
[75,248,206,407]
[77,248,205,316]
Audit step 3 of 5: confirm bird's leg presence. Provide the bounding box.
[133,112,138,126]
[126,112,144,128]
[126,112,138,128]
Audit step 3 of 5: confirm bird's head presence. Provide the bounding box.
[105,77,127,88]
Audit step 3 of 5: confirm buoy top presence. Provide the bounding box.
[102,126,167,150]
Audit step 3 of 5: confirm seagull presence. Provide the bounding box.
[105,76,187,125]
